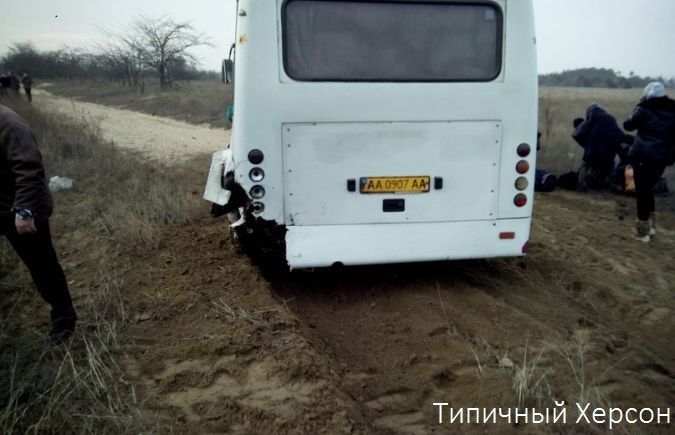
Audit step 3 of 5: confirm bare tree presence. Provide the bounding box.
[1,14,213,84]
[1,42,42,74]
[131,15,209,89]
[1,42,91,79]
[97,29,145,87]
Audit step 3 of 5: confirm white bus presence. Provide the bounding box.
[205,0,538,269]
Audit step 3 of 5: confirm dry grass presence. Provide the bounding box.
[0,270,133,433]
[538,86,675,185]
[538,87,641,174]
[0,93,204,432]
[4,93,203,248]
[0,83,660,432]
[46,82,673,183]
[211,298,280,327]
[502,329,637,433]
[44,78,233,129]
[512,341,551,409]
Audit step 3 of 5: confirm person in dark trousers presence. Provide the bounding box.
[9,72,20,94]
[624,81,675,242]
[21,73,34,103]
[0,73,10,95]
[0,104,77,341]
[572,104,625,191]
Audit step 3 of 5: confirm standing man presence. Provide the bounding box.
[0,104,77,340]
[0,73,10,95]
[21,73,34,103]
[624,82,675,242]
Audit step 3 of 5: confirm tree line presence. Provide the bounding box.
[4,23,673,92]
[0,15,216,89]
[539,68,675,89]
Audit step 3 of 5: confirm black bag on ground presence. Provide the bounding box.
[534,170,557,192]
[654,178,669,195]
[557,171,578,191]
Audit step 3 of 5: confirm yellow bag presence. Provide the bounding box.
[624,165,635,193]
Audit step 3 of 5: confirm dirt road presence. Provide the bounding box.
[35,89,230,162]
[44,94,675,434]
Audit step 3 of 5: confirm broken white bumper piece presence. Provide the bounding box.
[203,149,235,206]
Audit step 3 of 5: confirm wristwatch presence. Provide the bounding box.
[15,208,34,220]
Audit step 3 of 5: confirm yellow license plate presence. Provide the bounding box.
[359,176,431,194]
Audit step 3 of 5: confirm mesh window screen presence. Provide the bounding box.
[284,0,502,81]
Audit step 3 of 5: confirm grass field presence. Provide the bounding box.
[2,83,673,433]
[44,80,669,179]
[45,79,233,129]
[0,93,203,433]
[538,86,674,179]
[539,86,675,184]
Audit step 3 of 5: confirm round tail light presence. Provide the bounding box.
[515,177,529,191]
[517,143,531,157]
[252,202,265,214]
[516,160,530,174]
[514,194,528,207]
[249,185,265,199]
[248,149,264,165]
[249,167,265,182]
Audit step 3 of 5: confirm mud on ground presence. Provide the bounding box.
[119,169,674,434]
[21,94,674,433]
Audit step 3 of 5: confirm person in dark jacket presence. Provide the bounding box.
[0,105,77,341]
[21,73,34,103]
[572,104,625,191]
[624,81,675,242]
[0,73,10,94]
[8,72,20,94]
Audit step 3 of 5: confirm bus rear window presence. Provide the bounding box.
[283,0,503,82]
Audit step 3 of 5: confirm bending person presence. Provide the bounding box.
[572,104,625,192]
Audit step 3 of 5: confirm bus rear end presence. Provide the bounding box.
[205,0,538,269]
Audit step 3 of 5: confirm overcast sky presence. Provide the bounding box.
[0,0,673,78]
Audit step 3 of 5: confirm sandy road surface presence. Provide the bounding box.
[34,89,230,162]
[41,96,675,433]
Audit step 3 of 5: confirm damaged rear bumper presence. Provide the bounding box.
[285,219,530,269]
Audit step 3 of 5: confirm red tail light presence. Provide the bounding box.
[514,194,527,207]
[516,160,530,174]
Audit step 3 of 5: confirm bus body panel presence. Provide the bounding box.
[216,0,538,268]
[282,121,502,225]
[286,219,530,269]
